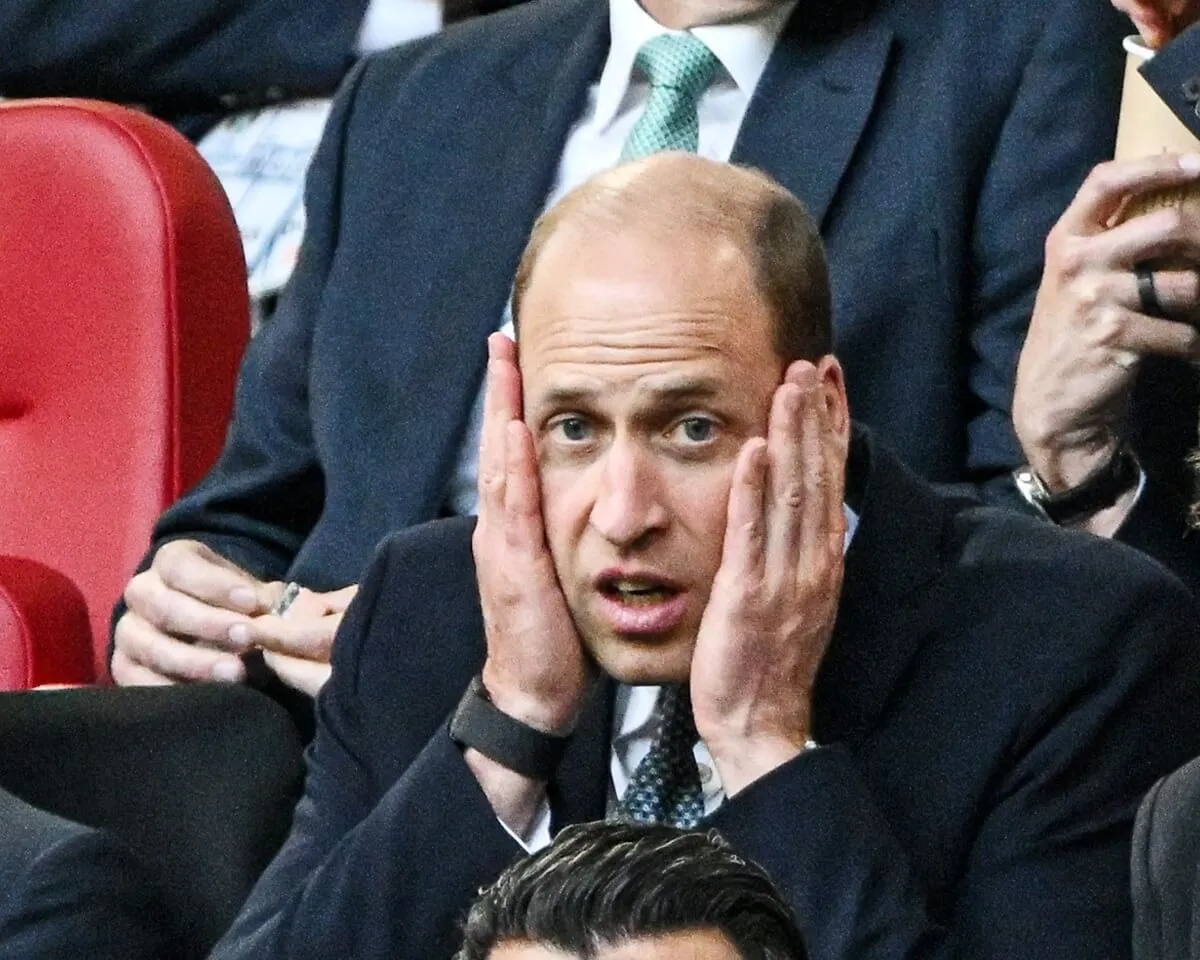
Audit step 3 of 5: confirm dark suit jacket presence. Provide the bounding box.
[0,787,172,959]
[0,0,526,137]
[1132,756,1200,960]
[211,429,1200,960]
[127,0,1127,606]
[0,0,370,128]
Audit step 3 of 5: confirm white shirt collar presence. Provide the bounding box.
[593,0,798,133]
[613,503,860,742]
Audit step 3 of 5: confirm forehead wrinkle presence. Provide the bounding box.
[520,315,740,376]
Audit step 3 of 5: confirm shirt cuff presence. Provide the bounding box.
[496,798,552,854]
[357,0,442,53]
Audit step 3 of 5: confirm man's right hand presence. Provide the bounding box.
[473,333,591,737]
[465,333,591,839]
[112,540,279,685]
[1112,0,1200,48]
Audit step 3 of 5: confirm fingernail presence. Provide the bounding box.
[212,660,244,683]
[1180,154,1200,174]
[228,624,250,649]
[229,587,258,612]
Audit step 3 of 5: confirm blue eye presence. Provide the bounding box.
[679,417,716,443]
[557,417,590,442]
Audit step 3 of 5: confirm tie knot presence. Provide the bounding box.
[634,33,720,97]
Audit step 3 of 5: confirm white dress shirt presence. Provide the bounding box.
[442,0,798,516]
[357,0,443,53]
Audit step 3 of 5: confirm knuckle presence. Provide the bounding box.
[1089,307,1127,348]
[1055,236,1091,279]
[1073,273,1108,312]
[145,589,180,633]
[123,571,151,609]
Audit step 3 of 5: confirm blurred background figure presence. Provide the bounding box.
[456,822,808,960]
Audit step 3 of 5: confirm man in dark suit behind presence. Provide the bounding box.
[109,0,1130,697]
[0,786,173,959]
[211,156,1200,960]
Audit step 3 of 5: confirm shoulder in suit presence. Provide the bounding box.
[0,787,173,960]
[212,429,1200,960]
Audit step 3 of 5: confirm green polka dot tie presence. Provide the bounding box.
[613,685,705,829]
[620,33,721,161]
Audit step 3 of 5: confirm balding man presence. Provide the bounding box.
[210,156,1200,960]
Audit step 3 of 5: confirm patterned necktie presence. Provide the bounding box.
[620,33,722,161]
[614,685,705,829]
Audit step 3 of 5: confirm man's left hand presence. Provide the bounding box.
[691,362,848,797]
[238,584,359,696]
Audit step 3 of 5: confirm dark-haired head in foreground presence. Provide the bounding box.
[456,822,807,960]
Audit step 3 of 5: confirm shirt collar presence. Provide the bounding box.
[593,0,797,133]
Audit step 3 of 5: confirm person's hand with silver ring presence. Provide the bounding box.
[1013,155,1200,535]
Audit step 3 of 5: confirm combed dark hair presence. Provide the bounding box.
[456,822,807,959]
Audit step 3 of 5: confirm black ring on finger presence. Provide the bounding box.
[1136,266,1166,319]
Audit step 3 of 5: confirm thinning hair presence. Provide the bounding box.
[456,822,807,960]
[511,154,833,364]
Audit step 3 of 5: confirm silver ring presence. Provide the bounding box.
[272,581,302,617]
[1136,266,1166,318]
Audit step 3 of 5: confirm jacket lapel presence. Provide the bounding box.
[813,428,952,744]
[396,0,609,521]
[733,6,894,226]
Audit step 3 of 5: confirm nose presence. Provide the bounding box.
[588,437,669,551]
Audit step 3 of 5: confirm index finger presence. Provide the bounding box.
[239,613,337,661]
[1065,156,1200,236]
[478,332,523,516]
[153,541,273,614]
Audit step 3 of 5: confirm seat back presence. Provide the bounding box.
[0,556,93,688]
[0,100,250,680]
[0,685,306,958]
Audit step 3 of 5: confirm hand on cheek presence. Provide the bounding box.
[474,334,593,737]
[691,363,846,796]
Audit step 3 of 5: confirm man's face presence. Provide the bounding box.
[490,929,744,959]
[519,225,784,685]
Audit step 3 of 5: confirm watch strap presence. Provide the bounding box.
[449,675,570,780]
[1013,444,1141,526]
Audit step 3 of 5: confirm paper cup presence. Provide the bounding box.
[1114,35,1200,232]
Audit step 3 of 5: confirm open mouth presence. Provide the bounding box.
[598,577,680,606]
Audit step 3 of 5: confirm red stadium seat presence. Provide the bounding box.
[0,100,249,686]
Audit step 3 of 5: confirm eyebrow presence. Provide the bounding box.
[535,377,725,411]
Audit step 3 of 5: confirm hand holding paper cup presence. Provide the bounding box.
[1114,34,1200,238]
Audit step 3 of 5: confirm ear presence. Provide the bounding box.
[815,355,851,450]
